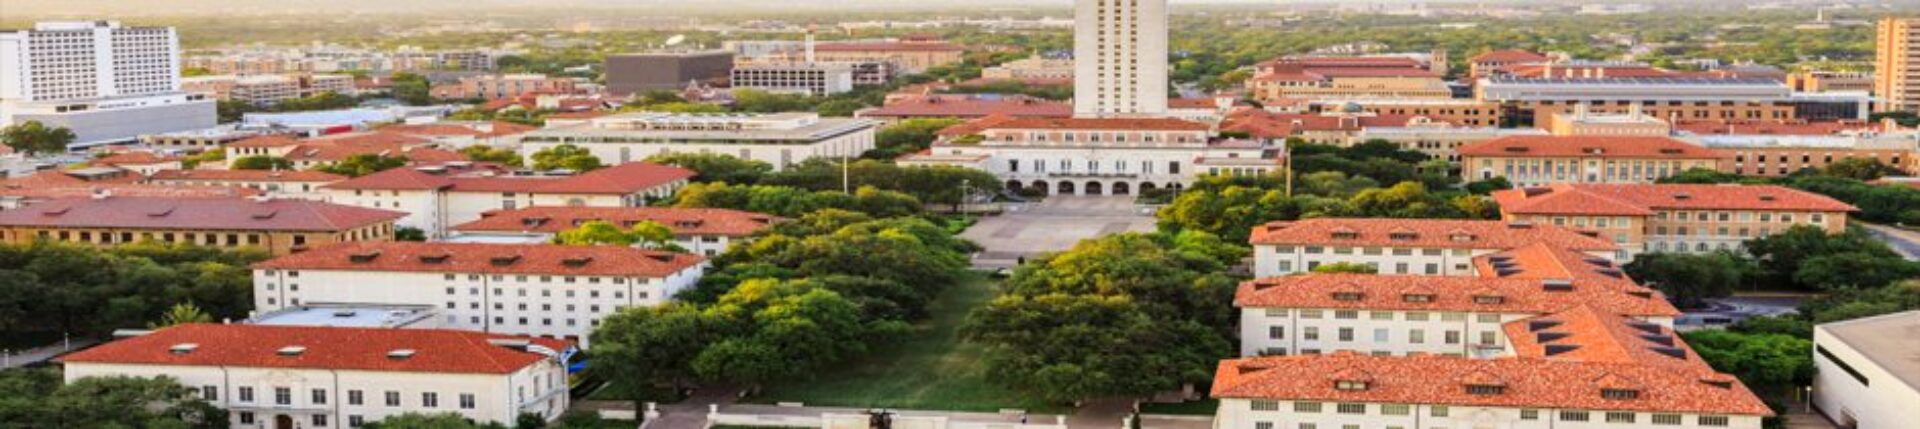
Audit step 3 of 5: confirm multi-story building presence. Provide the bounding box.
[901,116,1272,196]
[183,74,355,106]
[1492,184,1856,255]
[0,196,403,255]
[60,324,572,428]
[1476,76,1863,126]
[1074,0,1170,117]
[223,132,469,170]
[1352,124,1549,164]
[448,206,784,256]
[1221,109,1426,145]
[1877,17,1920,112]
[250,241,707,347]
[1467,49,1552,78]
[729,63,857,96]
[734,37,966,75]
[430,74,579,101]
[137,125,295,152]
[0,21,216,147]
[1457,136,1727,186]
[1247,57,1453,103]
[147,169,347,201]
[1305,99,1505,127]
[1697,133,1918,176]
[1247,218,1624,278]
[0,169,261,208]
[1547,107,1673,137]
[856,94,1073,124]
[1789,71,1874,93]
[603,51,735,96]
[982,55,1074,81]
[519,112,877,170]
[1811,310,1920,429]
[321,162,693,238]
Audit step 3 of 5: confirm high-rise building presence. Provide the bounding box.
[603,51,734,96]
[1876,17,1920,112]
[0,21,215,147]
[1073,0,1169,118]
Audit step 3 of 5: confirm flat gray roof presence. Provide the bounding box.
[250,304,437,328]
[1819,310,1920,391]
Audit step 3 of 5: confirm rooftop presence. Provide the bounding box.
[323,162,693,194]
[1236,273,1678,317]
[149,169,348,183]
[61,324,566,375]
[1817,310,1920,392]
[453,206,783,237]
[248,304,438,329]
[252,241,705,278]
[1457,136,1724,159]
[0,196,403,232]
[1248,218,1619,252]
[1493,184,1858,215]
[860,94,1072,119]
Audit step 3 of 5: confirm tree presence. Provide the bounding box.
[1622,252,1749,309]
[0,371,229,429]
[869,118,963,159]
[1792,252,1920,291]
[364,413,506,429]
[554,220,685,251]
[1311,262,1378,274]
[0,241,266,342]
[0,121,76,155]
[395,227,428,242]
[1681,330,1814,388]
[390,72,433,106]
[1746,226,1907,291]
[1658,168,1747,184]
[150,302,212,328]
[647,152,773,185]
[229,156,293,171]
[1462,176,1513,195]
[216,99,258,124]
[459,145,525,167]
[1822,158,1901,181]
[316,154,410,177]
[590,303,716,396]
[964,294,1227,403]
[531,144,605,172]
[814,99,868,117]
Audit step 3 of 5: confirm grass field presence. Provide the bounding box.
[1140,399,1219,416]
[750,271,1062,413]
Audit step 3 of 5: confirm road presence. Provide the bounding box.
[1,338,98,369]
[1858,223,1920,261]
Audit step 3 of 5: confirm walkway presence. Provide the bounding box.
[1859,223,1920,260]
[963,196,1156,268]
[1,338,97,369]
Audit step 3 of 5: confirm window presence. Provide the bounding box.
[201,385,217,401]
[1520,409,1539,420]
[1250,400,1279,411]
[1652,414,1682,425]
[1293,402,1321,413]
[238,386,254,403]
[1699,416,1730,427]
[239,412,255,425]
[1601,388,1640,400]
[1607,412,1637,423]
[422,392,439,408]
[1334,380,1368,391]
[350,415,365,428]
[1430,406,1449,417]
[348,390,363,405]
[1336,403,1365,414]
[314,414,330,427]
[312,388,327,404]
[1381,404,1410,415]
[384,391,400,407]
[1561,411,1591,422]
[1268,326,1284,339]
[459,393,476,409]
[1255,423,1273,429]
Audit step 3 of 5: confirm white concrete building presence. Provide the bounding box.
[147,169,348,201]
[321,162,694,238]
[901,117,1274,196]
[1247,218,1624,278]
[0,21,215,147]
[730,63,857,96]
[447,206,784,257]
[519,112,877,170]
[60,324,572,428]
[1074,0,1169,117]
[251,241,708,347]
[1811,310,1920,429]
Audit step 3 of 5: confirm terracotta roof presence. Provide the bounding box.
[862,95,1072,119]
[252,241,705,277]
[1264,57,1428,69]
[1456,136,1724,159]
[1493,184,1857,215]
[545,111,614,121]
[1671,120,1882,136]
[1235,273,1679,318]
[92,152,182,166]
[148,169,348,183]
[453,206,784,237]
[0,171,260,201]
[60,324,565,375]
[228,135,304,149]
[1248,218,1619,252]
[812,41,964,53]
[1252,67,1441,82]
[974,117,1213,132]
[1212,353,1772,416]
[1169,98,1224,109]
[1470,50,1551,64]
[1222,110,1421,138]
[1504,306,1709,372]
[1497,64,1681,79]
[379,121,539,138]
[324,162,693,194]
[937,114,1022,137]
[0,197,403,232]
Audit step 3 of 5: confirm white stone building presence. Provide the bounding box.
[518,112,877,170]
[0,21,216,147]
[250,241,708,348]
[730,63,857,96]
[60,324,572,428]
[901,117,1276,196]
[1247,218,1624,278]
[1074,0,1169,117]
[447,206,784,257]
[321,162,694,238]
[1810,310,1920,429]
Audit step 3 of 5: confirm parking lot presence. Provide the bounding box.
[962,196,1158,268]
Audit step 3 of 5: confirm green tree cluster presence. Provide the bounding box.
[646,153,774,185]
[315,154,410,177]
[0,370,228,428]
[869,118,964,159]
[0,241,266,341]
[1,120,76,155]
[1156,174,1494,243]
[669,183,923,219]
[554,220,684,252]
[230,155,294,171]
[459,145,526,168]
[530,144,605,172]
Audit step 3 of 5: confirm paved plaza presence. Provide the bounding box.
[963,196,1158,268]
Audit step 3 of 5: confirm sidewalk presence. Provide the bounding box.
[1,338,97,369]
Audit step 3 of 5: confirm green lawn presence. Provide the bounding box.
[1140,399,1219,416]
[751,271,1062,413]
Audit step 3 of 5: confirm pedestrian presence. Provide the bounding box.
[1020,413,1028,425]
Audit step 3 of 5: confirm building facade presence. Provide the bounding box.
[0,21,216,147]
[1492,184,1856,255]
[604,51,734,96]
[322,162,693,238]
[1247,218,1624,279]
[147,169,347,201]
[431,74,579,101]
[903,117,1273,196]
[1877,17,1920,112]
[519,112,877,170]
[1811,310,1920,429]
[1073,0,1170,117]
[250,241,707,347]
[1457,136,1727,186]
[1477,77,1808,126]
[60,324,572,428]
[730,63,857,96]
[448,206,784,257]
[0,196,402,255]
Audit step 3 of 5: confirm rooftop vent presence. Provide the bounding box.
[1464,384,1507,395]
[1759,194,1777,202]
[252,210,279,220]
[1651,346,1688,359]
[1331,292,1366,302]
[169,343,199,354]
[1402,293,1435,303]
[521,217,550,227]
[1507,221,1533,229]
[490,255,523,266]
[348,250,382,263]
[387,349,417,360]
[418,253,451,264]
[1472,295,1506,305]
[1673,192,1692,200]
[1528,320,1563,332]
[1658,148,1685,155]
[146,207,175,217]
[1544,344,1581,356]
[332,310,358,318]
[1642,334,1675,347]
[646,254,676,263]
[1627,321,1664,334]
[561,256,594,267]
[1626,289,1654,298]
[1542,279,1575,292]
[277,346,307,356]
[1598,269,1627,279]
[1699,375,1737,389]
[1600,388,1641,400]
[1536,332,1571,343]
[1504,146,1530,153]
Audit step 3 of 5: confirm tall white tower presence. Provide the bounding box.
[1073,0,1169,118]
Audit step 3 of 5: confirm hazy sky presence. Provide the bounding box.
[0,0,1538,17]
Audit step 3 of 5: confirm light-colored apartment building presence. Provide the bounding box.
[1876,17,1920,112]
[1811,310,1920,429]
[1458,136,1727,187]
[1492,184,1856,255]
[448,206,784,257]
[0,21,216,147]
[1074,0,1170,117]
[1247,218,1624,278]
[0,196,402,255]
[901,116,1273,196]
[321,162,693,238]
[518,112,877,170]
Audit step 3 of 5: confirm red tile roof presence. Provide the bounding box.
[1248,218,1619,252]
[379,121,539,138]
[323,162,693,195]
[862,95,1072,119]
[148,169,348,183]
[228,135,304,149]
[1252,67,1441,82]
[0,197,403,232]
[1671,120,1882,136]
[92,152,182,166]
[1221,110,1421,138]
[61,324,565,375]
[0,171,259,201]
[1470,49,1552,64]
[453,206,783,237]
[1235,273,1679,317]
[974,117,1213,132]
[252,241,705,277]
[1503,306,1709,372]
[1212,353,1772,415]
[1456,136,1724,159]
[1493,184,1857,215]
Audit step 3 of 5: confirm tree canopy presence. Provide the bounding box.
[1,121,76,155]
[530,144,605,172]
[0,370,228,429]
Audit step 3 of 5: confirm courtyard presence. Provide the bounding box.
[962,196,1159,268]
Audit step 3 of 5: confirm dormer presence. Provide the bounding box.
[1460,370,1507,395]
[1329,227,1360,240]
[348,250,382,263]
[1331,368,1373,391]
[1387,228,1418,241]
[562,256,594,268]
[489,255,523,267]
[276,346,307,356]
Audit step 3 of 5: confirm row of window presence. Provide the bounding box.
[213,385,477,409]
[1246,401,1732,426]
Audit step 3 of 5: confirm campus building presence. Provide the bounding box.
[0,196,403,255]
[1810,310,1920,429]
[1074,0,1170,117]
[1476,76,1871,125]
[1247,218,1624,278]
[448,206,783,256]
[902,116,1274,196]
[250,241,707,347]
[146,169,348,201]
[603,51,734,96]
[518,112,877,170]
[182,73,356,106]
[60,324,572,428]
[321,162,694,238]
[1876,17,1920,112]
[1247,57,1453,103]
[430,74,580,101]
[1457,136,1727,186]
[0,21,215,147]
[1493,184,1856,255]
[729,63,857,96]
